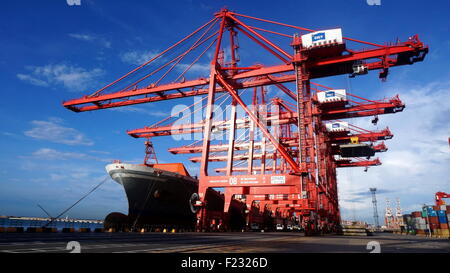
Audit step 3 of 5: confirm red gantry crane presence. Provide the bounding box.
[436,192,450,206]
[63,9,427,233]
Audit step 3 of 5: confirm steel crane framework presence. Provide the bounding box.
[63,9,428,233]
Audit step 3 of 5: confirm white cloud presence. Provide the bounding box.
[2,132,21,138]
[69,33,95,41]
[26,148,113,162]
[176,63,210,74]
[109,106,167,117]
[24,118,94,146]
[17,64,104,91]
[89,150,111,155]
[337,80,450,223]
[49,173,67,181]
[17,74,49,87]
[31,148,89,160]
[120,50,159,65]
[103,41,112,48]
[69,33,111,48]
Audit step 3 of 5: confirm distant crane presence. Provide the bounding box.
[435,192,450,206]
[385,198,394,229]
[395,198,404,228]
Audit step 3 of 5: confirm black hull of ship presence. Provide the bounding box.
[105,164,246,231]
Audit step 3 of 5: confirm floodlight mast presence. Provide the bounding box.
[370,188,380,229]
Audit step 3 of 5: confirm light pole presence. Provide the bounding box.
[370,188,380,230]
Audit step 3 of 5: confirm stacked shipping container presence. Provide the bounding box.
[405,205,450,238]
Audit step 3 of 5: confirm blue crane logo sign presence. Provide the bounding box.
[67,0,81,6]
[312,32,326,42]
[367,0,381,5]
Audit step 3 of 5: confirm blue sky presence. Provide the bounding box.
[0,0,449,223]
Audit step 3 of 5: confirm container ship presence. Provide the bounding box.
[104,162,246,231]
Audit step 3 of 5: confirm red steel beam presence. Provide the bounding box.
[189,151,298,163]
[335,158,381,168]
[63,39,426,112]
[169,140,297,154]
[318,98,405,120]
[330,128,393,143]
[128,99,397,137]
[228,14,293,61]
[373,142,388,152]
[167,128,391,154]
[199,12,228,178]
[215,71,302,173]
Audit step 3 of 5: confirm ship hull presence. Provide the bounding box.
[105,163,244,230]
[106,163,199,228]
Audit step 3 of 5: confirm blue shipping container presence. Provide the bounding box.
[437,211,447,223]
[427,207,438,217]
[437,210,446,217]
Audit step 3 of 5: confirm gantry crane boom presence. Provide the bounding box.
[166,129,391,154]
[335,158,381,168]
[63,25,427,113]
[318,96,405,120]
[127,94,402,138]
[215,157,383,172]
